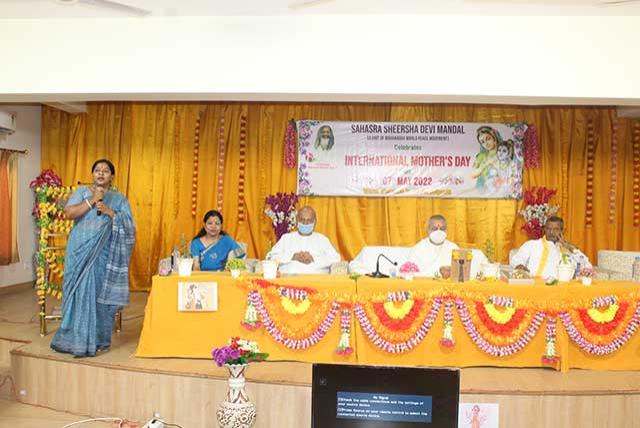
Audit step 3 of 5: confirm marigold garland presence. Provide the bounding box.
[372,299,425,332]
[559,301,640,355]
[457,298,545,356]
[191,113,200,217]
[281,296,311,315]
[237,114,247,223]
[247,290,340,350]
[383,300,415,320]
[608,118,618,224]
[355,298,442,354]
[585,118,595,227]
[216,113,226,211]
[633,122,640,226]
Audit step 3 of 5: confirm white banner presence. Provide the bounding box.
[297,121,525,199]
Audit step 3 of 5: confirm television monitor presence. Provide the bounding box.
[312,364,460,428]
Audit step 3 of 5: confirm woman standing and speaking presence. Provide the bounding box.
[51,159,136,357]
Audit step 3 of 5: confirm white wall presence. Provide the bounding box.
[0,16,639,105]
[0,106,41,288]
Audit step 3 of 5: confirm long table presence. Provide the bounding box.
[136,273,640,371]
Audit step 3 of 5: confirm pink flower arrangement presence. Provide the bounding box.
[579,267,595,279]
[399,262,420,274]
[247,290,340,350]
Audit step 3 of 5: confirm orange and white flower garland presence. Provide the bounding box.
[237,114,247,223]
[559,296,640,355]
[216,114,225,211]
[633,122,640,226]
[440,299,455,348]
[541,315,559,365]
[608,118,618,224]
[585,118,595,227]
[191,114,200,217]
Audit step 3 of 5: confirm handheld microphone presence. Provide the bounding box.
[366,253,398,278]
[95,185,104,216]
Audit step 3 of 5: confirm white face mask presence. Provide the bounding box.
[429,229,447,245]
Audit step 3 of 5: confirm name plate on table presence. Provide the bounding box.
[178,282,218,312]
[451,249,473,283]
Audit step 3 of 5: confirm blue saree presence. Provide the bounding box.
[190,234,244,271]
[51,186,135,357]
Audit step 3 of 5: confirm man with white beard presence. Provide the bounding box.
[314,125,335,151]
[406,214,459,278]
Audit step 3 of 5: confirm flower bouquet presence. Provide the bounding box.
[519,186,559,239]
[264,192,299,241]
[226,258,247,278]
[212,337,268,367]
[399,262,419,280]
[579,266,594,286]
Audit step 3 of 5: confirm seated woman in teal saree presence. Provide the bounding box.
[191,210,244,271]
[51,159,135,357]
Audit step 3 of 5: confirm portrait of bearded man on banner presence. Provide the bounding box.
[314,125,335,152]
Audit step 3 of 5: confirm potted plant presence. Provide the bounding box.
[399,261,419,280]
[579,266,594,286]
[212,338,268,428]
[226,258,247,278]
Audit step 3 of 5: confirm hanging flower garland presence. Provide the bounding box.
[216,113,226,211]
[608,118,619,224]
[541,315,559,365]
[585,118,595,227]
[440,299,455,348]
[241,292,262,331]
[246,289,341,351]
[30,175,75,305]
[633,121,640,226]
[523,123,540,169]
[283,119,297,169]
[559,297,640,355]
[336,306,354,355]
[237,114,247,223]
[456,298,545,357]
[354,297,442,354]
[191,113,201,217]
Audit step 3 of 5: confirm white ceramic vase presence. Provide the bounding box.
[216,364,256,428]
[558,264,574,282]
[177,257,194,277]
[262,260,278,279]
[581,276,592,286]
[230,269,241,279]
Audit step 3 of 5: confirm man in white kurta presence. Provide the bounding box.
[511,216,591,278]
[267,206,341,274]
[407,215,459,277]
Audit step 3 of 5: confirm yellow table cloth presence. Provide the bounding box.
[135,272,357,364]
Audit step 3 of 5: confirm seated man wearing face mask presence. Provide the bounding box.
[406,214,458,277]
[267,206,341,274]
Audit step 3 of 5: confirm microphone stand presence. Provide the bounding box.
[366,253,398,278]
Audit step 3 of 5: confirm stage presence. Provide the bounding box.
[1,285,640,427]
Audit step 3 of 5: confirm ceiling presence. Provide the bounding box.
[1,0,639,18]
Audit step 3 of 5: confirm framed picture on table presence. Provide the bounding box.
[178,282,218,312]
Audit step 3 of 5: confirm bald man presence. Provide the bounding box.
[406,214,459,277]
[267,206,341,274]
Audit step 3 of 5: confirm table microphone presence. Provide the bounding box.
[366,253,398,278]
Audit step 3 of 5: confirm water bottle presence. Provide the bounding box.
[632,257,640,283]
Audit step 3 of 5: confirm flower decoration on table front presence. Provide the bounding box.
[519,186,559,239]
[399,262,420,280]
[559,295,640,355]
[440,299,455,348]
[335,305,353,355]
[355,291,442,354]
[456,295,545,357]
[264,192,299,241]
[241,280,345,351]
[541,315,559,365]
[212,337,269,367]
[283,119,297,169]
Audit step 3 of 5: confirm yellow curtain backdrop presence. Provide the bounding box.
[41,103,640,290]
